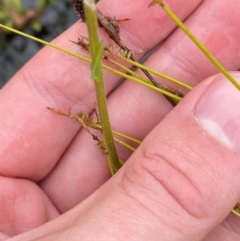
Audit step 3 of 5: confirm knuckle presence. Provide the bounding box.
[121,141,218,220]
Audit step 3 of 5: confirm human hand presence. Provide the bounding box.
[2,0,240,240]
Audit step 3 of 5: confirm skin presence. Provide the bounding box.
[1,0,240,240]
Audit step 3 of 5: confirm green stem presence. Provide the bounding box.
[84,0,123,174]
[112,52,192,91]
[114,138,136,152]
[149,0,240,90]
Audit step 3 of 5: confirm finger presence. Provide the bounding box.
[11,73,240,241]
[40,0,240,212]
[0,176,59,237]
[0,0,201,180]
[97,0,203,53]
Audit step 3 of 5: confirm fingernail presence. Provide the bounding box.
[195,75,240,152]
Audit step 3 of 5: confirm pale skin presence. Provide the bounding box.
[1,0,240,240]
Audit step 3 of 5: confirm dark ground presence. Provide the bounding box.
[0,0,78,87]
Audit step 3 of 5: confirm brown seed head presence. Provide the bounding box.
[72,0,85,22]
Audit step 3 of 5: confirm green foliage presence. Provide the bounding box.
[38,0,55,9]
[0,0,55,31]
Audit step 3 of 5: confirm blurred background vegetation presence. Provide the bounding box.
[0,0,79,86]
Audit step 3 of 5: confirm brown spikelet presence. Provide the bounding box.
[72,0,85,22]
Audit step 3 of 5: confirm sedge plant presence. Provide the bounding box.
[0,0,240,215]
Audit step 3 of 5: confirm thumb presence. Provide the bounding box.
[113,72,240,240]
[89,72,240,240]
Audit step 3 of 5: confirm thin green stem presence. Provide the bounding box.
[114,138,136,152]
[84,0,123,174]
[113,52,192,91]
[0,24,91,62]
[149,0,240,90]
[231,209,240,217]
[94,123,141,145]
[106,57,146,81]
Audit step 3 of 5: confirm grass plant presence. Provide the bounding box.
[0,0,239,215]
